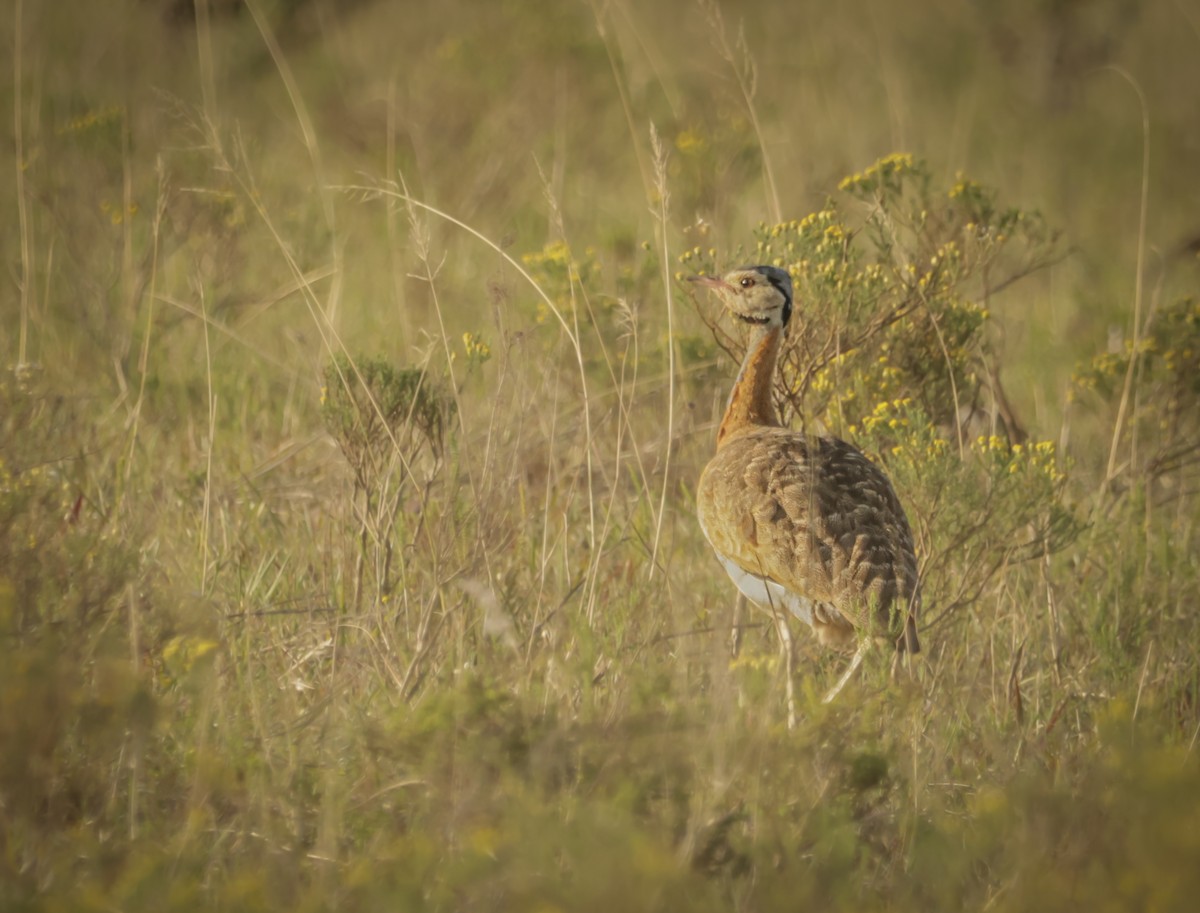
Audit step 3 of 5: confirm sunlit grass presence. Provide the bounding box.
[2,0,1200,910]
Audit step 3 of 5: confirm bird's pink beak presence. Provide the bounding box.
[688,275,733,291]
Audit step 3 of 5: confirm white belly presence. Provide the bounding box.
[713,553,815,628]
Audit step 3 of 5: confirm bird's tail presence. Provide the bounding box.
[901,613,921,654]
[897,590,921,654]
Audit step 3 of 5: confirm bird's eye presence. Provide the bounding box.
[739,277,756,288]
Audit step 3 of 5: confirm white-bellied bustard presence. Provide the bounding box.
[693,265,920,721]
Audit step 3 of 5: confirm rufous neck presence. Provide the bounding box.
[716,323,782,447]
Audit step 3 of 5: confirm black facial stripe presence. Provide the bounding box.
[746,265,794,326]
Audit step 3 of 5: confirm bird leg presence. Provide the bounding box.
[889,645,906,681]
[766,599,797,729]
[822,638,871,704]
[729,593,747,658]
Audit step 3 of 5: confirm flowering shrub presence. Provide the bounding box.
[1071,296,1200,481]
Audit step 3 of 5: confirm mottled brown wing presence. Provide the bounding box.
[697,427,920,648]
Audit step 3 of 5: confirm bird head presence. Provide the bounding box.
[691,265,793,329]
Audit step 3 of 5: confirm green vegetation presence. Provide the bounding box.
[3,0,1199,909]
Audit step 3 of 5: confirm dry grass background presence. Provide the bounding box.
[2,0,1200,910]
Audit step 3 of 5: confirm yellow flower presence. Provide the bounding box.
[462,332,491,363]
